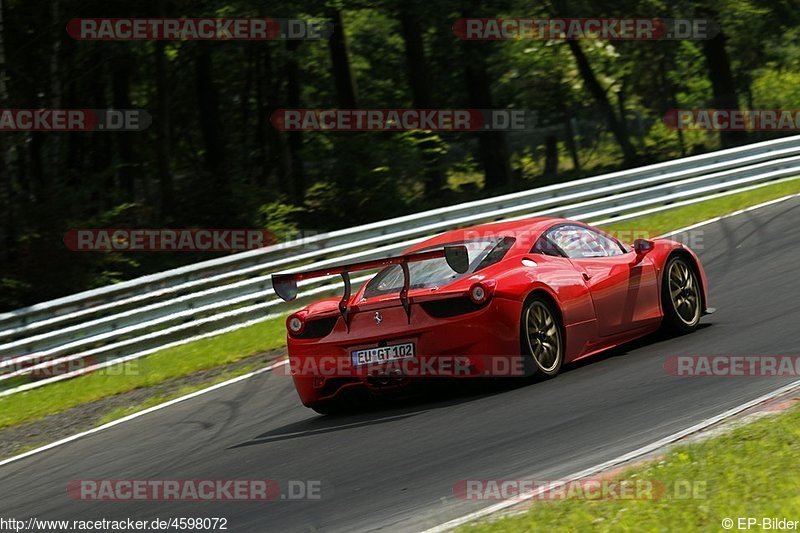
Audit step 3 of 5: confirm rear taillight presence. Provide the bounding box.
[287,314,305,335]
[469,281,493,305]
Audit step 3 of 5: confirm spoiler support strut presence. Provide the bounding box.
[399,261,411,323]
[339,272,352,331]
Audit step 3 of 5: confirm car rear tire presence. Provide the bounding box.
[310,402,334,415]
[521,297,563,377]
[661,255,702,334]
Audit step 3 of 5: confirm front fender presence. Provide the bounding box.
[650,239,711,312]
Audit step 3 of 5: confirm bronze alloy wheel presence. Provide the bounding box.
[668,258,701,326]
[524,299,563,374]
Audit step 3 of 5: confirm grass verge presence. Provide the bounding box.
[0,317,286,429]
[93,359,269,426]
[600,177,800,237]
[461,404,800,532]
[1,177,798,432]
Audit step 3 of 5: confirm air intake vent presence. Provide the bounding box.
[420,297,487,318]
[293,316,339,339]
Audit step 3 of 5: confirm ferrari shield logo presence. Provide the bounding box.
[374,311,383,324]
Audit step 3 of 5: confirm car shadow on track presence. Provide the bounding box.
[230,324,713,449]
[228,380,526,449]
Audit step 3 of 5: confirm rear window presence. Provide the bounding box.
[363,237,515,298]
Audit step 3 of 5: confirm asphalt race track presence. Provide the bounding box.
[2,197,799,532]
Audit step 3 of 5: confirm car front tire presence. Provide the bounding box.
[661,255,702,334]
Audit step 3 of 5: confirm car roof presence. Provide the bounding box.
[405,217,572,254]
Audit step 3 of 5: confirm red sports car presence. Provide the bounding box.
[273,217,713,413]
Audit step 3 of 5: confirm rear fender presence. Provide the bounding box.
[491,256,598,361]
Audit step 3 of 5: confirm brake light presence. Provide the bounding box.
[287,314,305,335]
[469,282,493,304]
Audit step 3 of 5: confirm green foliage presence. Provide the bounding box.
[0,277,30,310]
[258,199,302,238]
[752,70,800,108]
[0,0,799,309]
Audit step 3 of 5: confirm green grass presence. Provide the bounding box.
[0,316,287,430]
[1,177,798,434]
[461,405,800,532]
[94,360,267,426]
[97,394,175,426]
[600,177,800,237]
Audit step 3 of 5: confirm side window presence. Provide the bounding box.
[532,236,565,257]
[475,236,516,271]
[542,225,625,259]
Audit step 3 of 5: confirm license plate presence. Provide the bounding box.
[351,342,415,366]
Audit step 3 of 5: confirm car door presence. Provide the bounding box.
[543,225,660,337]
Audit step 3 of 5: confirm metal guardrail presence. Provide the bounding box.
[2,135,800,396]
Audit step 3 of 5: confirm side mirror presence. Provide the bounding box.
[633,238,654,256]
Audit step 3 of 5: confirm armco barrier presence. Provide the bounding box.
[1,135,799,396]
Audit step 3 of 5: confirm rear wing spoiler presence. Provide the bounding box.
[271,245,469,328]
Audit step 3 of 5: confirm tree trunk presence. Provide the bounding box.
[327,9,358,109]
[543,134,559,177]
[399,8,432,108]
[616,84,631,149]
[399,7,444,195]
[285,39,304,202]
[48,0,62,180]
[90,43,111,206]
[239,44,254,179]
[566,40,637,164]
[155,0,173,218]
[557,97,580,171]
[0,0,13,260]
[464,45,510,190]
[564,118,580,171]
[61,33,81,188]
[701,30,746,147]
[154,44,173,217]
[112,43,135,199]
[256,43,287,187]
[194,42,226,186]
[255,47,269,185]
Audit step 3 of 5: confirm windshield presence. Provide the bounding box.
[363,237,514,298]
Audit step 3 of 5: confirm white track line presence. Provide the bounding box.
[422,377,800,533]
[1,190,798,470]
[0,359,288,469]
